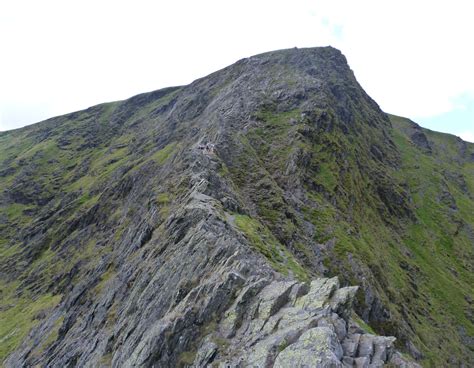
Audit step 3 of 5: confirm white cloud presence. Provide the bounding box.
[460,131,474,143]
[309,0,474,118]
[0,0,473,131]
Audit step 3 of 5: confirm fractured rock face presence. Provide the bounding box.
[274,327,343,367]
[192,276,420,368]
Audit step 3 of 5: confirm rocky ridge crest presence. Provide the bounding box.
[1,47,473,367]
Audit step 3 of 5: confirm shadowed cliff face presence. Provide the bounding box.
[0,47,473,367]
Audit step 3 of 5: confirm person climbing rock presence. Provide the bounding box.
[205,143,215,154]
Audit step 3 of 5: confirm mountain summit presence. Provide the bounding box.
[0,47,473,367]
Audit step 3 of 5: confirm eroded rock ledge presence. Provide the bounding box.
[187,277,419,368]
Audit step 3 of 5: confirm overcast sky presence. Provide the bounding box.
[1,0,473,141]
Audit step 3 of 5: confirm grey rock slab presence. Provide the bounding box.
[357,334,375,359]
[273,327,343,368]
[194,337,218,367]
[354,356,370,368]
[342,333,361,357]
[372,335,396,362]
[295,277,340,314]
[329,286,359,320]
[257,280,297,320]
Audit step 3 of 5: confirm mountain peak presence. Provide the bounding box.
[239,45,347,65]
[0,47,473,367]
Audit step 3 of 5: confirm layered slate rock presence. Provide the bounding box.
[2,142,419,367]
[193,276,419,367]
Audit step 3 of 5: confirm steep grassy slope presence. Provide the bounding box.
[0,87,185,363]
[389,115,474,364]
[0,47,472,367]
[216,104,474,366]
[214,68,474,365]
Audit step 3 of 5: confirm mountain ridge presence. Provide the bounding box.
[0,46,473,367]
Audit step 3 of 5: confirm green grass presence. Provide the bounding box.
[156,193,170,204]
[234,214,309,281]
[36,316,64,354]
[352,313,376,334]
[93,266,117,296]
[314,162,338,193]
[387,114,474,365]
[150,142,177,164]
[0,282,61,363]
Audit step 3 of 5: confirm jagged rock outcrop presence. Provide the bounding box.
[192,276,419,367]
